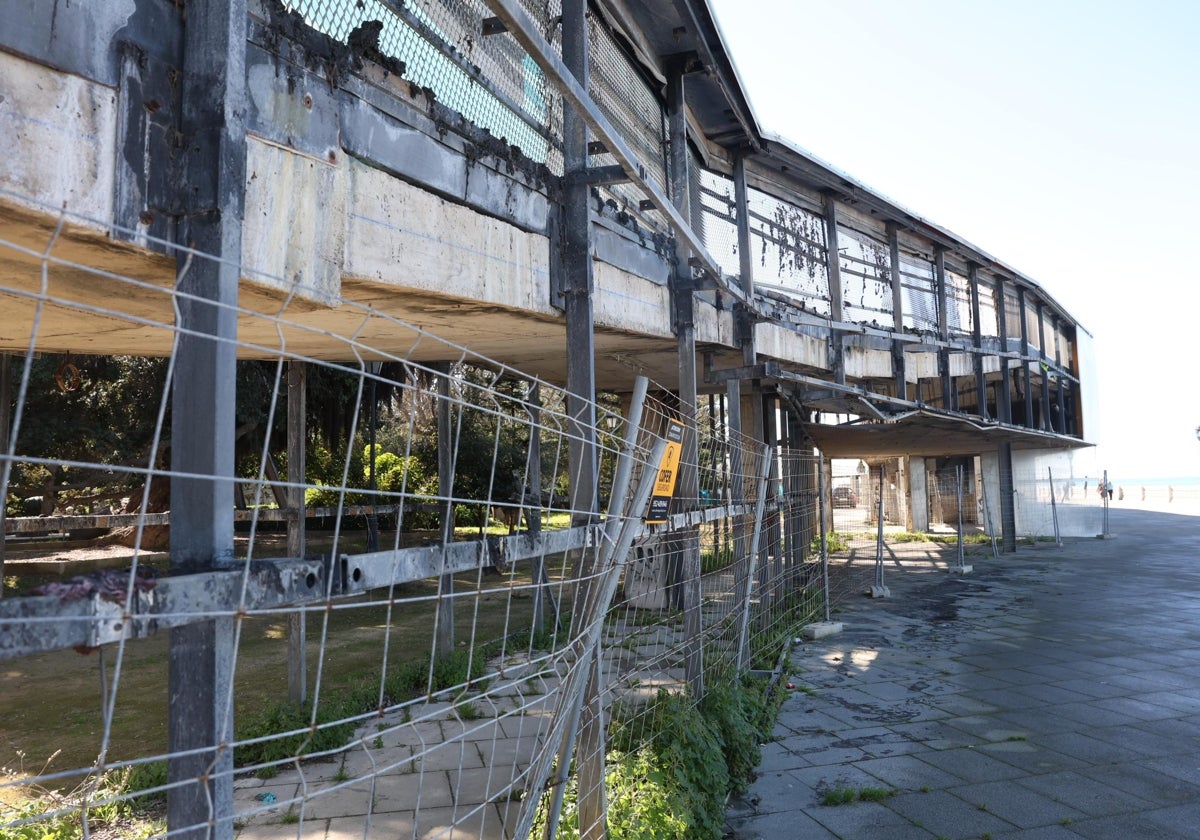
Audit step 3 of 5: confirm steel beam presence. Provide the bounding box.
[480,0,748,309]
[934,247,952,410]
[888,224,906,398]
[666,58,704,701]
[1018,288,1034,428]
[822,195,845,385]
[1037,303,1053,432]
[969,264,987,420]
[994,277,1013,424]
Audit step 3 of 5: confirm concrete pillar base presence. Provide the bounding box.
[952,565,974,575]
[800,621,844,640]
[869,585,891,599]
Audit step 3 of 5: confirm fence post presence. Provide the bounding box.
[954,464,972,574]
[727,380,749,606]
[435,362,456,656]
[167,0,246,836]
[1102,468,1111,538]
[527,381,546,636]
[818,453,830,622]
[536,389,655,840]
[287,361,307,703]
[1049,466,1063,547]
[736,444,775,671]
[871,464,889,597]
[0,354,9,592]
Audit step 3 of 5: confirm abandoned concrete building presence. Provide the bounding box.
[0,0,1098,837]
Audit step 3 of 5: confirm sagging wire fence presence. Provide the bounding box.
[0,200,831,839]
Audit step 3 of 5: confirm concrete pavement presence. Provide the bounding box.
[726,508,1200,839]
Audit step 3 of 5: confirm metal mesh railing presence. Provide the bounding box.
[837,225,892,326]
[746,187,831,315]
[287,0,563,170]
[899,251,939,333]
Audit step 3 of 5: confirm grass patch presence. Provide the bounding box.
[0,764,166,840]
[820,785,895,806]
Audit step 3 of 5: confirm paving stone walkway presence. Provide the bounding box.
[726,508,1200,839]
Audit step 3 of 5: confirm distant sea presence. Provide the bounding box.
[1109,476,1200,488]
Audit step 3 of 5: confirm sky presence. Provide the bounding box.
[706,0,1200,479]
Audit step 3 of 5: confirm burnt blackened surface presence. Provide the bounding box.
[258,0,405,89]
[257,0,556,197]
[113,40,185,244]
[245,40,341,161]
[0,0,181,87]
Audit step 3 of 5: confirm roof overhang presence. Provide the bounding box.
[805,411,1092,459]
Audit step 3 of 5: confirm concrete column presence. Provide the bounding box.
[997,442,1018,552]
[908,456,929,532]
[979,450,1003,540]
[168,1,246,836]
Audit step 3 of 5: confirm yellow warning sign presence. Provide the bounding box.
[646,420,684,523]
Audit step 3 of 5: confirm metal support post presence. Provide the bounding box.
[995,277,1014,426]
[1102,468,1111,539]
[666,57,703,701]
[871,464,889,597]
[822,195,845,385]
[287,361,307,703]
[969,264,987,419]
[167,1,246,836]
[818,453,830,621]
[435,362,456,656]
[934,247,952,409]
[1037,304,1053,432]
[888,224,907,399]
[561,0,598,524]
[997,442,1017,552]
[0,354,10,589]
[733,153,757,366]
[366,362,380,552]
[955,464,970,573]
[1018,288,1034,429]
[527,381,546,636]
